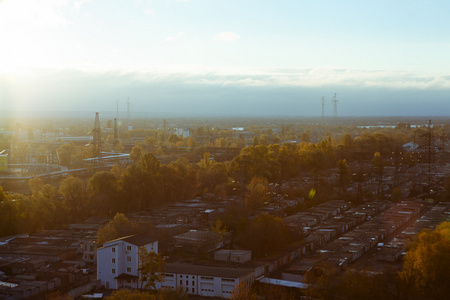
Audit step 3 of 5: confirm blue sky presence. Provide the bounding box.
[1,0,449,116]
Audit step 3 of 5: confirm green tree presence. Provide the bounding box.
[138,246,165,290]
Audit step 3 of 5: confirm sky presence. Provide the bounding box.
[1,0,449,116]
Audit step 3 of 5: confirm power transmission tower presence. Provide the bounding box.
[116,99,119,120]
[426,120,436,194]
[321,96,325,121]
[332,93,339,119]
[92,112,102,158]
[113,117,119,149]
[127,97,131,129]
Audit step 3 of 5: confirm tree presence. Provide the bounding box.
[238,214,288,258]
[106,288,187,300]
[106,289,155,300]
[138,246,165,290]
[301,130,311,143]
[372,152,384,195]
[59,175,88,220]
[245,176,269,210]
[130,142,145,162]
[97,213,137,246]
[14,142,30,175]
[87,171,120,216]
[29,176,43,195]
[56,143,75,167]
[337,159,349,194]
[391,187,402,202]
[399,221,450,300]
[230,282,257,300]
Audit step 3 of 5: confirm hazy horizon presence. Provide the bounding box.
[1,0,449,117]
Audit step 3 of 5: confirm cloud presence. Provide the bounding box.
[144,8,154,16]
[213,32,240,42]
[158,32,184,44]
[73,0,91,10]
[2,67,450,116]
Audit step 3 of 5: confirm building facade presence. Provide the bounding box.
[156,263,255,299]
[97,235,158,290]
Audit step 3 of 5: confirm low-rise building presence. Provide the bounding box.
[97,234,158,290]
[157,263,255,299]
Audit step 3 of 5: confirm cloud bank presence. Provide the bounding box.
[1,67,449,116]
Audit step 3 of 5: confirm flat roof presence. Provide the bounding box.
[164,263,254,279]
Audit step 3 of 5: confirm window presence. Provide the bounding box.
[112,247,116,253]
[222,278,235,282]
[127,267,131,272]
[89,245,94,251]
[186,280,188,285]
[112,269,115,274]
[201,276,213,281]
[112,258,115,263]
[192,288,194,293]
[192,281,195,285]
[127,245,132,251]
[127,256,131,262]
[180,280,182,285]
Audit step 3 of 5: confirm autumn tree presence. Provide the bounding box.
[121,153,163,210]
[230,282,257,300]
[245,176,269,210]
[138,246,165,290]
[238,214,288,258]
[371,152,384,195]
[337,159,349,194]
[87,171,121,216]
[97,213,137,246]
[130,142,145,162]
[59,175,88,221]
[399,221,450,300]
[56,143,76,167]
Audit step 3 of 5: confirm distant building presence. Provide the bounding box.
[0,153,7,171]
[173,230,230,254]
[402,142,419,152]
[97,234,158,290]
[175,128,190,138]
[156,263,255,298]
[214,250,251,264]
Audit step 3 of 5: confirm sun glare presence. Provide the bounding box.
[0,0,69,70]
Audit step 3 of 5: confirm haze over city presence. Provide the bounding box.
[1,0,449,116]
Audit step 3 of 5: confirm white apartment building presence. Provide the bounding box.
[97,234,158,290]
[156,263,255,299]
